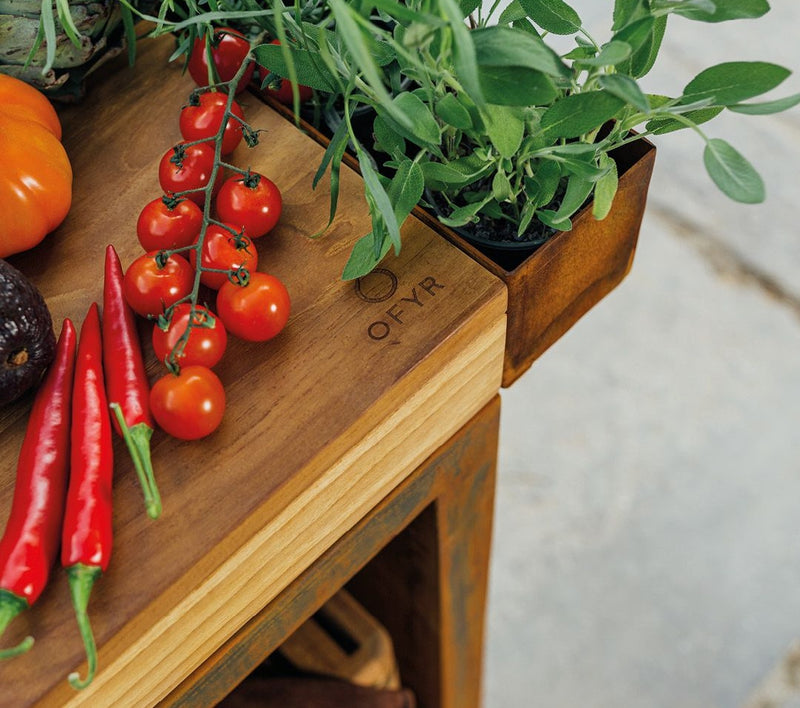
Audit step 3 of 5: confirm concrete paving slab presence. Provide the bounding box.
[485,207,800,707]
[479,4,800,706]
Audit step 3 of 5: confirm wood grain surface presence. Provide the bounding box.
[166,396,501,708]
[0,35,506,707]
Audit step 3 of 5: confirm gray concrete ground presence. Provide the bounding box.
[483,3,800,707]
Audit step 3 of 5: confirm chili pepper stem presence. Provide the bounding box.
[0,589,34,659]
[66,563,101,690]
[110,403,162,519]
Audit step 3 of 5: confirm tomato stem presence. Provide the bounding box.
[163,50,258,369]
[179,137,216,151]
[242,170,261,189]
[161,194,185,210]
[207,218,244,239]
[229,266,251,286]
[216,160,248,175]
[168,187,207,200]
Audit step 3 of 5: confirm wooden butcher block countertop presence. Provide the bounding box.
[0,33,506,707]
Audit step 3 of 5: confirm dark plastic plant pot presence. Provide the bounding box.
[414,137,657,386]
[423,189,557,271]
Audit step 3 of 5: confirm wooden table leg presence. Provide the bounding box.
[164,395,500,708]
[347,401,497,708]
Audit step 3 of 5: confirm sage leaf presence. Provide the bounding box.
[422,162,482,190]
[373,115,406,157]
[549,173,593,218]
[482,104,525,159]
[387,160,425,224]
[728,93,800,115]
[491,170,513,201]
[518,0,582,35]
[525,159,561,207]
[392,92,441,146]
[622,15,667,78]
[435,93,473,130]
[646,106,723,134]
[541,91,625,139]
[612,15,656,55]
[668,0,716,16]
[550,153,609,183]
[499,0,527,23]
[472,25,571,78]
[682,62,791,106]
[478,65,558,107]
[342,232,393,281]
[577,41,632,68]
[674,0,769,22]
[375,104,442,157]
[439,197,493,228]
[598,74,650,113]
[252,44,338,93]
[592,153,619,220]
[536,211,572,232]
[613,0,647,30]
[703,138,765,204]
[516,200,537,238]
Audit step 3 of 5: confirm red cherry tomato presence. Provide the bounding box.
[123,251,194,318]
[260,40,313,105]
[216,271,290,342]
[190,223,258,290]
[136,196,203,251]
[215,172,282,239]
[153,303,228,368]
[179,92,245,156]
[158,141,221,205]
[149,365,226,440]
[188,27,254,95]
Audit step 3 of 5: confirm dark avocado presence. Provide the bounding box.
[0,259,56,407]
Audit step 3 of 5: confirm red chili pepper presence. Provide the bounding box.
[103,244,161,519]
[61,303,113,690]
[0,320,76,659]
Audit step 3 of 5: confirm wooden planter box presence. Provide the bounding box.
[414,139,657,386]
[262,97,656,388]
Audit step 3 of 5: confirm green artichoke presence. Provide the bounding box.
[0,0,126,99]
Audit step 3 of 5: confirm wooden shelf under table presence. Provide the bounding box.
[0,35,506,707]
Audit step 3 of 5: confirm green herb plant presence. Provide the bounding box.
[254,0,800,279]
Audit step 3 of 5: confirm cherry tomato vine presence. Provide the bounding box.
[124,47,290,441]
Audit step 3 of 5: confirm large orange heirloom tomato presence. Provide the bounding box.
[0,74,73,258]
